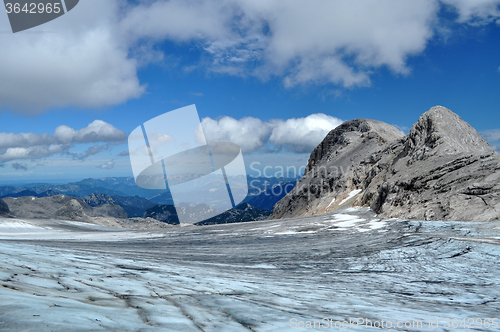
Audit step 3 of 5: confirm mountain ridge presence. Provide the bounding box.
[271,106,500,222]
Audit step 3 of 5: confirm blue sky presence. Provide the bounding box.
[0,0,500,183]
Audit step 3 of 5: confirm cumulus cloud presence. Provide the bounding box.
[269,114,344,153]
[1,0,497,113]
[201,116,273,153]
[53,120,126,144]
[0,1,145,113]
[0,132,54,149]
[11,163,28,171]
[0,121,125,162]
[97,161,115,169]
[0,144,69,163]
[441,0,500,25]
[132,0,438,87]
[201,113,342,153]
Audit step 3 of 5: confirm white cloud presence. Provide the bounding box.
[54,120,126,144]
[0,1,144,113]
[201,113,342,153]
[0,121,125,162]
[235,0,438,86]
[441,0,500,25]
[0,145,69,163]
[1,0,498,113]
[97,161,115,169]
[0,132,54,149]
[269,114,344,153]
[119,0,230,43]
[138,0,438,87]
[201,116,273,153]
[146,133,175,150]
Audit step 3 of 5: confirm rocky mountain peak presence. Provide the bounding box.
[306,118,404,173]
[55,199,87,220]
[272,106,500,222]
[405,106,493,160]
[83,193,117,207]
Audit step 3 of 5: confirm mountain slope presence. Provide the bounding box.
[83,193,157,218]
[0,198,11,217]
[271,106,500,222]
[3,195,127,221]
[195,203,272,225]
[244,181,296,210]
[142,204,180,225]
[271,118,404,219]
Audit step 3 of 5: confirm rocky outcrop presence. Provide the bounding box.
[271,106,500,222]
[55,199,89,220]
[84,193,156,218]
[3,195,127,222]
[143,203,221,225]
[195,203,272,225]
[83,193,118,207]
[143,204,180,224]
[0,198,12,217]
[271,118,405,219]
[305,118,405,173]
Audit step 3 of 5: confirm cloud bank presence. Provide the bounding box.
[0,113,343,163]
[201,113,343,153]
[0,121,125,163]
[1,0,499,113]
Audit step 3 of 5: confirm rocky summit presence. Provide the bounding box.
[271,106,500,222]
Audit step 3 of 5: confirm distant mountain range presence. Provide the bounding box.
[0,176,297,211]
[82,193,157,218]
[0,175,298,226]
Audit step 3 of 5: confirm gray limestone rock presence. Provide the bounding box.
[271,118,404,219]
[55,199,89,220]
[271,106,500,222]
[0,198,12,217]
[83,193,118,207]
[3,194,128,222]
